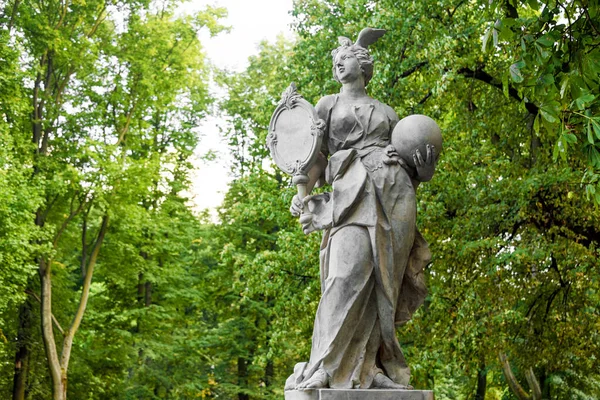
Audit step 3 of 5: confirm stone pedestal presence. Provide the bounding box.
[285,389,434,400]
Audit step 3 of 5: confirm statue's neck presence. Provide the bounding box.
[340,80,367,100]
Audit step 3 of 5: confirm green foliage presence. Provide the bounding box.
[218,0,600,398]
[2,0,599,399]
[218,36,296,175]
[0,18,43,384]
[0,0,227,398]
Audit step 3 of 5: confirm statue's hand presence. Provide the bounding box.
[290,194,304,217]
[298,195,332,235]
[413,144,437,182]
[383,145,407,167]
[299,212,317,235]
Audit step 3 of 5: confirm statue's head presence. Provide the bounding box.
[331,40,374,86]
[331,28,386,87]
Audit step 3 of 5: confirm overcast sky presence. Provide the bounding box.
[181,0,295,218]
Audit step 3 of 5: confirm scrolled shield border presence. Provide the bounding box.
[267,83,325,176]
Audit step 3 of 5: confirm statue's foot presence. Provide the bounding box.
[284,373,296,391]
[297,369,328,390]
[372,373,413,390]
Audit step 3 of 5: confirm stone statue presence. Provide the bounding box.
[268,28,440,397]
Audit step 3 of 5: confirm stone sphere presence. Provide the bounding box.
[391,114,442,168]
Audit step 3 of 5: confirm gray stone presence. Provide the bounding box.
[269,27,441,393]
[285,389,434,400]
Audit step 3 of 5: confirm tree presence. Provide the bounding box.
[0,24,42,399]
[219,0,600,398]
[0,0,225,398]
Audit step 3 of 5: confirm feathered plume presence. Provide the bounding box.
[355,28,386,48]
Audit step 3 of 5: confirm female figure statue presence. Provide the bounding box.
[286,28,437,391]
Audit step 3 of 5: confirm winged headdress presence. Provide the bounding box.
[332,28,386,86]
[339,27,386,49]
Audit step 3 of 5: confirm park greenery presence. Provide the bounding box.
[0,0,599,399]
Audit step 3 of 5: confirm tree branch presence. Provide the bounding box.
[60,214,109,372]
[409,90,433,114]
[525,368,542,400]
[26,290,64,335]
[457,67,539,115]
[583,7,600,37]
[499,352,531,400]
[392,61,429,87]
[80,203,93,279]
[52,193,88,248]
[7,0,21,31]
[53,0,68,29]
[446,0,466,18]
[39,257,62,394]
[504,0,519,18]
[86,3,107,38]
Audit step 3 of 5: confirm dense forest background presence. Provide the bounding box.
[1,0,599,399]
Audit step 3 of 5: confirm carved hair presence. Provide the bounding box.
[331,28,385,87]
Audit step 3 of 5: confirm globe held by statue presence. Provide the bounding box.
[391,114,442,168]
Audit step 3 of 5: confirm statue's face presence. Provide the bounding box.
[334,49,362,84]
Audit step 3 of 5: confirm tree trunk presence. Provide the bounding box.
[61,371,68,400]
[499,352,531,400]
[38,215,109,400]
[238,356,249,400]
[137,273,145,304]
[264,359,274,388]
[144,281,152,307]
[525,368,542,400]
[475,360,487,400]
[12,298,33,400]
[40,258,65,400]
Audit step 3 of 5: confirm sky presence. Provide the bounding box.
[181,0,295,217]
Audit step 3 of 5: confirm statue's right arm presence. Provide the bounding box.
[290,96,334,218]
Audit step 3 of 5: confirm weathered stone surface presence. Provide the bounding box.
[285,389,435,400]
[271,27,442,393]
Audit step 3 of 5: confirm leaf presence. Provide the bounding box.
[540,101,560,123]
[493,28,499,48]
[575,93,596,110]
[526,0,540,10]
[541,114,557,136]
[509,61,525,83]
[586,55,600,75]
[559,136,568,161]
[502,73,509,99]
[559,76,569,99]
[588,121,595,145]
[592,118,600,140]
[482,26,492,53]
[534,42,549,60]
[536,34,554,47]
[563,133,577,144]
[539,74,554,85]
[553,140,561,161]
[540,108,558,123]
[588,146,600,168]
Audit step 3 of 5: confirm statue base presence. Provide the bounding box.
[285,389,434,400]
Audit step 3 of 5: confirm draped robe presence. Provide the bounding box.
[289,94,430,389]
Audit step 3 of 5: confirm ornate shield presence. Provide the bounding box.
[267,83,324,184]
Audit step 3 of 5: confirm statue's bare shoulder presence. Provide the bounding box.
[315,94,338,119]
[380,101,400,126]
